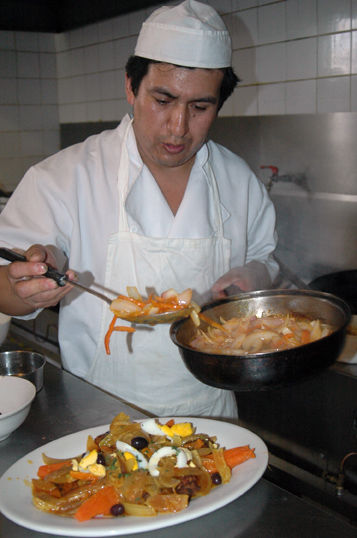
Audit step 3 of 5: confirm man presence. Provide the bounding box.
[0,1,278,419]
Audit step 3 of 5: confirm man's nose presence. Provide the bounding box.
[168,105,189,137]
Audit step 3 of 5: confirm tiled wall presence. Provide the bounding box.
[0,31,59,192]
[0,0,357,190]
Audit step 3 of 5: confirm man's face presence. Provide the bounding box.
[126,63,223,173]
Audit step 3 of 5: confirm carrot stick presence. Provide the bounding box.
[70,470,100,482]
[202,445,255,473]
[74,485,120,522]
[37,461,71,478]
[105,315,136,355]
[301,329,311,345]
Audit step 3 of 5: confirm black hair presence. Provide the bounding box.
[125,56,239,111]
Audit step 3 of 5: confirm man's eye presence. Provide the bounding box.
[193,104,208,112]
[155,98,169,105]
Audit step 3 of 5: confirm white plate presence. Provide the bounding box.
[0,417,268,537]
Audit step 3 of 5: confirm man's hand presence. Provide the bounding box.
[211,261,272,299]
[0,244,75,315]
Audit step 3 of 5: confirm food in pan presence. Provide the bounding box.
[105,287,200,354]
[31,413,255,521]
[189,313,333,355]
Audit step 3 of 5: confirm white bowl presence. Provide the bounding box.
[0,313,11,345]
[0,376,36,441]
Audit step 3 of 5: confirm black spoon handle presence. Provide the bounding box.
[0,247,68,287]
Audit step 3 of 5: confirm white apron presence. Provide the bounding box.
[87,120,237,420]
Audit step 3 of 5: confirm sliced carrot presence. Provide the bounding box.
[105,314,136,355]
[70,470,100,482]
[165,419,175,428]
[74,485,120,522]
[37,461,71,478]
[301,329,311,345]
[202,445,255,473]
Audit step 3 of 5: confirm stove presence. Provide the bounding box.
[236,362,357,525]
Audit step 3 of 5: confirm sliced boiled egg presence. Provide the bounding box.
[148,446,188,477]
[140,418,193,439]
[116,440,148,470]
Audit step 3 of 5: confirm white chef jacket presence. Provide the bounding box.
[0,114,278,412]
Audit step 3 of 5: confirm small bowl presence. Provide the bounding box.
[0,351,46,392]
[0,376,36,441]
[0,313,11,345]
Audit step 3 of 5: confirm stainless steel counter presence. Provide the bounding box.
[0,362,356,537]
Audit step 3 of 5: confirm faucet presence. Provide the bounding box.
[260,165,309,193]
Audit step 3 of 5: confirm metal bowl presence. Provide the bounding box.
[170,289,351,392]
[0,351,46,392]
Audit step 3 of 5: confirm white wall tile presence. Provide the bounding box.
[54,33,70,53]
[111,14,130,39]
[353,0,357,29]
[101,99,122,121]
[100,70,118,100]
[86,101,102,122]
[83,45,99,74]
[42,129,60,156]
[17,52,40,78]
[286,79,316,113]
[286,0,317,39]
[19,105,44,130]
[258,83,286,114]
[256,42,286,83]
[114,37,137,69]
[15,31,39,52]
[71,48,85,76]
[318,33,351,76]
[20,131,43,155]
[17,78,41,105]
[98,41,115,71]
[0,79,17,105]
[317,0,351,34]
[0,105,19,130]
[0,31,15,50]
[0,132,20,157]
[39,52,57,78]
[41,105,59,129]
[128,9,147,35]
[38,33,56,53]
[85,73,101,102]
[352,31,357,74]
[232,85,259,115]
[233,47,257,85]
[286,38,317,80]
[317,76,350,112]
[206,0,232,14]
[351,75,357,110]
[57,78,73,105]
[229,10,258,50]
[71,76,87,103]
[97,19,114,42]
[232,1,259,8]
[0,51,16,78]
[41,79,58,105]
[258,3,286,44]
[58,103,74,123]
[80,24,99,47]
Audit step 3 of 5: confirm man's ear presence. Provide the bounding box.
[125,74,135,105]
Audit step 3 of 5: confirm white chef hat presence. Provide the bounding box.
[134,0,232,69]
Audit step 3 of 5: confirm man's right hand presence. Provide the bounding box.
[0,244,75,315]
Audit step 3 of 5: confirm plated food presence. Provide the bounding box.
[190,312,334,355]
[31,413,255,521]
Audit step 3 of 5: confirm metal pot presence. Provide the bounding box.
[170,290,351,392]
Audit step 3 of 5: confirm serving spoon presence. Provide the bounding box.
[0,248,196,325]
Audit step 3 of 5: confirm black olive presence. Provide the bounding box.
[211,472,222,485]
[96,452,106,466]
[110,503,125,516]
[131,436,148,450]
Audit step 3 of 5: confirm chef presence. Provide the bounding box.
[0,1,278,420]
